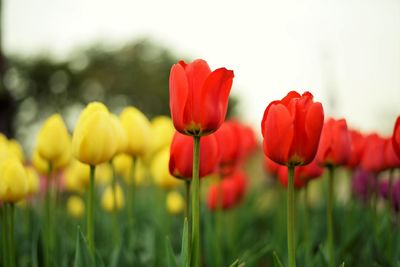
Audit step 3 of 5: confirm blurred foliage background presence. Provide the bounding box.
[0,38,237,153]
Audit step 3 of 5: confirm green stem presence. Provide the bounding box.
[215,179,223,267]
[185,180,192,261]
[44,163,53,267]
[128,156,136,235]
[327,166,335,267]
[1,207,8,267]
[304,183,310,266]
[87,165,96,259]
[110,161,120,247]
[8,204,15,267]
[191,136,201,267]
[287,166,296,267]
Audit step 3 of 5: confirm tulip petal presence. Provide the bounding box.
[199,68,234,134]
[169,63,189,132]
[393,117,400,158]
[263,104,294,165]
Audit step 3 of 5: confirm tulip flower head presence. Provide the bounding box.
[316,118,351,167]
[149,116,175,156]
[166,191,185,215]
[169,131,220,179]
[152,147,182,189]
[0,158,28,203]
[101,184,125,212]
[383,138,400,170]
[120,106,151,157]
[110,114,128,155]
[360,134,385,173]
[67,196,85,218]
[169,59,234,136]
[36,114,71,166]
[72,102,117,165]
[261,91,324,166]
[392,116,400,158]
[347,130,366,169]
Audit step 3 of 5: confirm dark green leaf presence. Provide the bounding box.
[180,218,189,267]
[273,251,284,267]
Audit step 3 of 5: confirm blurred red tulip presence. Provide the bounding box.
[347,130,366,169]
[393,116,400,158]
[206,170,247,210]
[383,138,400,169]
[261,91,324,166]
[264,156,281,177]
[214,120,243,175]
[316,118,351,166]
[169,59,234,136]
[277,159,324,189]
[169,132,220,179]
[360,134,385,173]
[240,125,258,158]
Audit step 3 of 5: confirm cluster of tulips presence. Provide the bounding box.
[0,58,399,267]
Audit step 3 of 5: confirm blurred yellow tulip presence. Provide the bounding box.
[151,147,181,190]
[7,139,25,162]
[112,153,146,185]
[149,116,174,155]
[101,184,125,212]
[110,114,128,155]
[67,196,85,218]
[36,114,71,164]
[26,166,40,196]
[120,107,151,156]
[0,158,28,203]
[95,163,112,185]
[72,102,117,165]
[52,142,72,171]
[166,191,185,215]
[67,160,90,189]
[32,150,49,175]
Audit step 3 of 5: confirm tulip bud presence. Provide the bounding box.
[120,107,151,156]
[72,102,117,165]
[101,184,125,212]
[67,196,85,218]
[166,191,184,215]
[32,150,50,175]
[151,147,181,189]
[36,114,71,165]
[149,116,175,155]
[0,158,28,203]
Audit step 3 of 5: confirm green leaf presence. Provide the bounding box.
[165,236,178,267]
[73,227,94,267]
[273,251,284,267]
[228,259,239,267]
[180,218,189,267]
[338,262,345,267]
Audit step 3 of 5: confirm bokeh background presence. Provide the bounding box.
[1,0,399,153]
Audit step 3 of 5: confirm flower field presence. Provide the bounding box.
[0,58,399,267]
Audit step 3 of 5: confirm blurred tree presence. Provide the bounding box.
[4,39,238,152]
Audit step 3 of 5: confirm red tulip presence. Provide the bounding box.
[206,170,247,210]
[316,118,351,166]
[214,120,243,175]
[277,159,324,189]
[240,125,258,158]
[383,138,400,169]
[261,91,324,166]
[393,116,400,158]
[360,134,385,173]
[169,131,220,179]
[169,59,234,136]
[347,130,366,169]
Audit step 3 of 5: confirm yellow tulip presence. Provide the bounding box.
[36,114,71,164]
[67,196,85,218]
[151,147,181,190]
[120,107,151,156]
[95,163,112,185]
[112,153,146,185]
[0,133,7,144]
[31,150,49,175]
[0,158,28,202]
[166,191,185,215]
[110,114,128,155]
[149,116,174,155]
[64,163,85,193]
[7,139,25,162]
[101,184,125,212]
[67,160,90,189]
[26,166,40,196]
[53,142,72,171]
[72,102,117,165]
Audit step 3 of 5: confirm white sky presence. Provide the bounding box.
[4,0,400,135]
